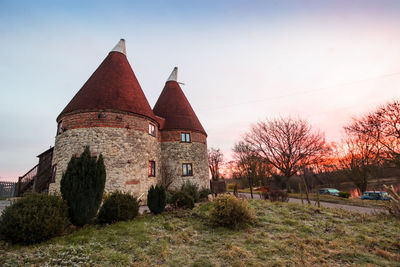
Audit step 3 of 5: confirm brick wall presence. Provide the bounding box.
[58,111,159,136]
[160,130,207,144]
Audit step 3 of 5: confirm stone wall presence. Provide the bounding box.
[161,140,210,190]
[49,113,161,200]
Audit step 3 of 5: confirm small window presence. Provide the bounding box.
[50,165,57,183]
[181,132,191,142]
[148,161,156,177]
[149,124,156,136]
[57,121,63,135]
[182,163,193,176]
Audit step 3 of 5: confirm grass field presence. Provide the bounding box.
[1,200,399,266]
[228,188,388,208]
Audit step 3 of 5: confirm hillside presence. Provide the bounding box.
[1,201,399,266]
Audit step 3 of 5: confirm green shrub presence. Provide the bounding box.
[199,187,211,201]
[97,191,139,224]
[60,146,106,226]
[147,185,166,214]
[0,194,69,244]
[338,191,351,198]
[170,191,195,209]
[181,181,200,203]
[166,190,174,204]
[209,194,255,228]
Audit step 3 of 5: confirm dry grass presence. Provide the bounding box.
[229,188,389,208]
[288,193,390,208]
[0,200,399,266]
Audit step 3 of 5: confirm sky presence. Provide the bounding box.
[1,0,400,181]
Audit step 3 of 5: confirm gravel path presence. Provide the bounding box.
[238,193,386,214]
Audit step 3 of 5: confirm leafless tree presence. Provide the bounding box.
[243,117,329,188]
[233,141,260,198]
[347,100,400,166]
[208,147,224,181]
[340,114,384,194]
[160,164,175,190]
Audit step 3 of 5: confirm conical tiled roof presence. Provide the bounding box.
[58,39,156,121]
[153,67,206,135]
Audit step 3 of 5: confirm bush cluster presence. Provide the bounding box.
[181,181,200,203]
[209,194,255,228]
[170,191,195,209]
[338,191,351,198]
[199,187,211,201]
[147,185,166,214]
[97,191,139,224]
[0,194,69,244]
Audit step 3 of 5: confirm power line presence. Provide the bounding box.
[198,71,400,112]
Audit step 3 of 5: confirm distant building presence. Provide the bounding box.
[47,39,209,198]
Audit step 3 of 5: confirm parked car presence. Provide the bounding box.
[360,191,390,201]
[318,188,340,196]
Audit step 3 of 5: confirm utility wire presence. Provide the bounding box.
[198,71,400,111]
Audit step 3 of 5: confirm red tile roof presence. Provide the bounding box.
[153,81,206,135]
[58,51,156,121]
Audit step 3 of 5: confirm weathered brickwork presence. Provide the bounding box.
[49,113,161,200]
[59,111,159,135]
[161,137,209,190]
[160,130,207,144]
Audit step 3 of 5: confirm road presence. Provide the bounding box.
[238,193,386,214]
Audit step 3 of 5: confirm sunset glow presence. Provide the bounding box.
[1,0,400,180]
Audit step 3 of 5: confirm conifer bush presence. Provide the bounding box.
[210,194,255,228]
[147,185,166,214]
[60,146,106,226]
[97,191,139,224]
[170,191,195,209]
[0,194,69,244]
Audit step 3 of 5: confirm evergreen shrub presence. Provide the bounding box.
[147,185,166,214]
[181,181,200,203]
[210,194,255,228]
[60,146,106,226]
[170,191,195,209]
[0,194,69,244]
[97,191,139,224]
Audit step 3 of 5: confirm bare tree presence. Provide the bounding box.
[233,141,271,198]
[243,117,329,188]
[340,116,383,194]
[160,164,175,190]
[348,100,400,166]
[208,147,224,181]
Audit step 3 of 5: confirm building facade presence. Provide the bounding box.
[48,39,209,198]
